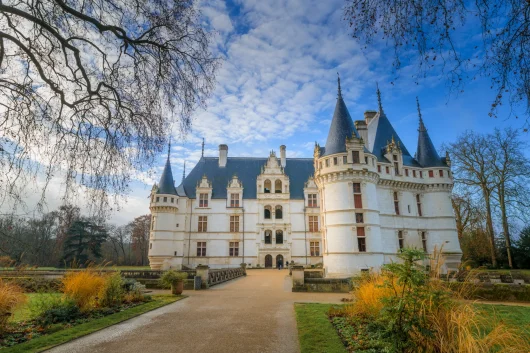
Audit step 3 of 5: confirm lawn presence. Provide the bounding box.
[4,294,184,353]
[11,293,62,322]
[295,303,530,353]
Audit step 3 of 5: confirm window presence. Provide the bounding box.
[398,231,404,250]
[151,216,156,230]
[364,157,368,164]
[156,197,160,202]
[309,215,319,232]
[372,159,375,166]
[439,170,444,177]
[230,193,240,207]
[174,251,177,256]
[352,151,360,164]
[310,242,320,256]
[353,183,362,208]
[264,179,271,193]
[355,213,364,223]
[405,169,409,177]
[264,206,272,219]
[394,162,399,175]
[393,155,398,161]
[149,243,152,249]
[386,166,390,174]
[413,170,417,178]
[416,194,422,217]
[342,156,347,164]
[308,194,317,207]
[198,216,207,232]
[275,205,283,219]
[163,197,167,202]
[393,192,400,215]
[171,197,174,203]
[420,171,423,178]
[276,230,283,244]
[377,165,381,173]
[333,157,338,165]
[229,242,239,256]
[199,193,208,207]
[230,215,240,232]
[357,227,366,252]
[275,180,282,193]
[264,230,272,244]
[325,159,330,167]
[421,232,427,252]
[429,170,434,178]
[197,242,206,256]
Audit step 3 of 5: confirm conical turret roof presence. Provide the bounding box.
[322,75,359,156]
[415,98,444,167]
[157,144,177,195]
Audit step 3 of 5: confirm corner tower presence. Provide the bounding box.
[314,76,382,277]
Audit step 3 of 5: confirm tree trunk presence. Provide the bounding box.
[483,188,497,267]
[498,185,513,268]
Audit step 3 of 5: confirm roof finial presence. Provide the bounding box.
[376,83,383,113]
[201,138,205,158]
[416,97,427,132]
[182,161,186,182]
[337,72,342,98]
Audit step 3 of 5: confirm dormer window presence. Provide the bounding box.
[275,180,282,193]
[393,155,399,175]
[199,193,208,207]
[264,179,271,193]
[230,193,240,207]
[352,151,360,164]
[308,194,317,207]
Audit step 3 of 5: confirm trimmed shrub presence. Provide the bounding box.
[36,299,82,326]
[0,280,26,332]
[62,271,106,311]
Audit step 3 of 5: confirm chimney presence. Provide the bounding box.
[219,144,228,167]
[364,110,377,125]
[280,145,286,168]
[354,120,368,147]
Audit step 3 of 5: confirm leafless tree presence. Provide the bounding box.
[130,214,150,266]
[0,0,219,213]
[344,0,530,126]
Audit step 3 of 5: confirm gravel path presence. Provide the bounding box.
[46,269,346,353]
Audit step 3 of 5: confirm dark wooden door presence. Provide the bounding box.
[265,254,273,268]
[276,254,284,268]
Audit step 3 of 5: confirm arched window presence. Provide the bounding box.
[276,230,283,244]
[275,180,282,193]
[264,205,272,219]
[275,205,283,219]
[264,230,272,244]
[264,179,271,193]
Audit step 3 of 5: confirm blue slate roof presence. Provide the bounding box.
[179,157,314,199]
[157,157,178,195]
[416,118,445,167]
[322,79,359,156]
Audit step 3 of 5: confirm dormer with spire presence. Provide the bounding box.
[415,97,445,168]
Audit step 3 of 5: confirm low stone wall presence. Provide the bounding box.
[304,270,324,279]
[293,277,352,293]
[137,278,195,290]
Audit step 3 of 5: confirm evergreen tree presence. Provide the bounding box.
[62,220,108,267]
[513,227,530,269]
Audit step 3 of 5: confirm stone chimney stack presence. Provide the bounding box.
[364,110,377,125]
[280,145,286,168]
[219,144,228,167]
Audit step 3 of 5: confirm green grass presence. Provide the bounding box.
[475,303,530,337]
[294,303,346,353]
[4,295,184,353]
[11,293,62,322]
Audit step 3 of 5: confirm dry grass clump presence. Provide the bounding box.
[346,273,395,318]
[61,270,107,311]
[0,280,26,331]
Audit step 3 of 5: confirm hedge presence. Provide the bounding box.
[1,277,61,292]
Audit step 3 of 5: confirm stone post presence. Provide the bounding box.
[240,263,247,276]
[196,265,210,289]
[291,266,305,291]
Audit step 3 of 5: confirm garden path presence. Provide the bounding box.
[46,269,346,353]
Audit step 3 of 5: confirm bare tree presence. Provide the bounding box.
[130,214,150,266]
[0,0,219,212]
[344,0,530,125]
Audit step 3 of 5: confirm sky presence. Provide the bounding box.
[5,0,528,225]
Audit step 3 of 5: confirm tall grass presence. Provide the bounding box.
[61,270,106,311]
[0,280,26,331]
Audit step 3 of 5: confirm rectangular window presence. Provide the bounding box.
[309,215,319,232]
[230,193,240,207]
[420,171,423,178]
[413,170,417,178]
[377,165,381,173]
[416,194,422,217]
[333,157,338,165]
[394,162,399,175]
[156,197,160,202]
[310,241,320,256]
[439,170,444,177]
[394,192,400,215]
[429,170,434,178]
[357,226,366,252]
[230,215,240,232]
[398,231,404,250]
[364,157,368,164]
[405,169,409,177]
[355,213,364,223]
[163,197,167,202]
[198,216,207,232]
[352,151,360,164]
[171,197,174,203]
[325,159,330,167]
[150,243,152,249]
[199,193,208,207]
[393,155,398,161]
[353,183,362,208]
[421,232,427,252]
[343,156,347,164]
[308,194,317,207]
[229,242,239,256]
[386,166,390,174]
[197,242,206,257]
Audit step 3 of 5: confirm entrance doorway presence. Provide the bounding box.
[265,254,272,268]
[276,254,284,268]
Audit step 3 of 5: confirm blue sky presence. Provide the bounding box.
[10,0,526,224]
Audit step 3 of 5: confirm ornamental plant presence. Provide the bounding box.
[159,270,187,295]
[0,280,26,332]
